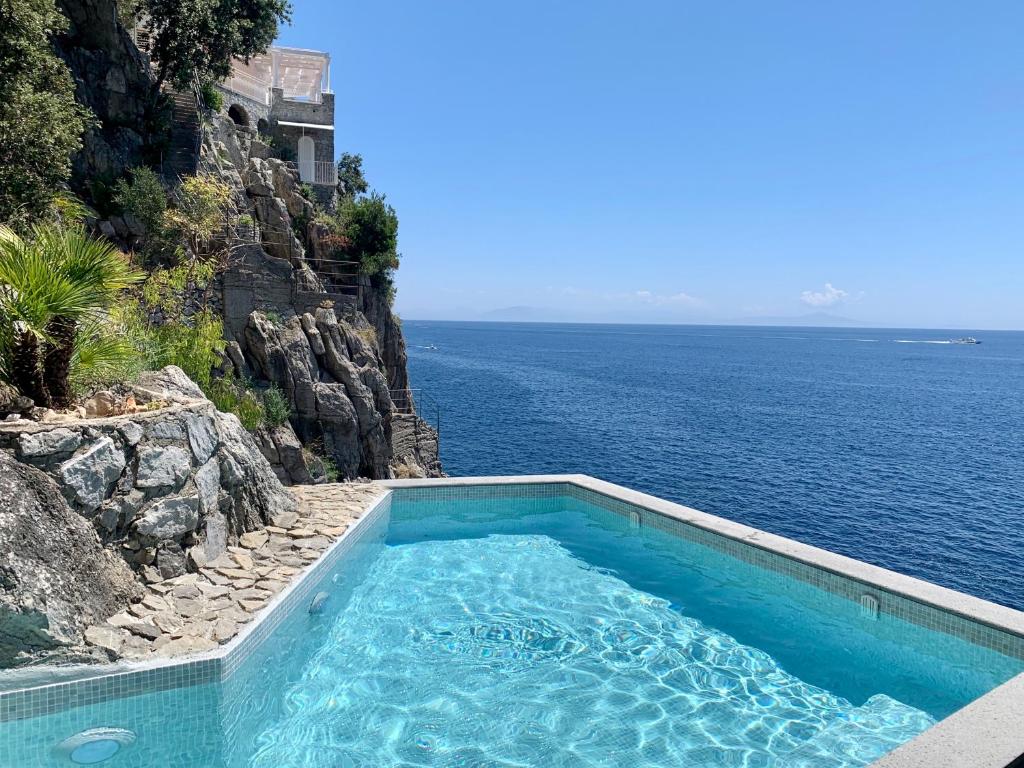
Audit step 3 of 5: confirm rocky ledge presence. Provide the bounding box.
[82,483,384,660]
[0,366,301,667]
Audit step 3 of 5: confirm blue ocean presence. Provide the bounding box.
[404,322,1024,611]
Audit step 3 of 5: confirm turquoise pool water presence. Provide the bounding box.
[2,490,1022,767]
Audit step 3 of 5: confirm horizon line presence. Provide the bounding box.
[397,317,1019,333]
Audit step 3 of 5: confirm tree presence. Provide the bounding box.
[339,192,400,297]
[0,0,91,225]
[0,224,143,408]
[142,0,292,90]
[336,153,368,200]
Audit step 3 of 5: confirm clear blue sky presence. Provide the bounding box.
[279,2,1024,329]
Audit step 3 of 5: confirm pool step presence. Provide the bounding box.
[780,694,935,768]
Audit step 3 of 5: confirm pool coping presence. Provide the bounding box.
[3,474,1023,767]
[381,475,1024,768]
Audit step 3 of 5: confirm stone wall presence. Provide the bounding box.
[0,368,295,585]
[269,90,336,165]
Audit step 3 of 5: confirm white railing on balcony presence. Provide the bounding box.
[223,71,271,106]
[299,161,337,186]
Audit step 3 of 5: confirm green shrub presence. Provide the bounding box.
[165,173,233,247]
[87,173,120,219]
[336,153,367,201]
[114,167,167,236]
[200,82,223,112]
[340,193,399,296]
[262,384,290,426]
[207,378,265,430]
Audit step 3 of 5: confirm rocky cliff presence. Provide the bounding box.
[0,453,139,667]
[203,114,442,480]
[46,0,440,481]
[53,0,158,187]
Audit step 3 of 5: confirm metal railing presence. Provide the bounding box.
[298,161,338,186]
[224,71,272,106]
[389,388,442,442]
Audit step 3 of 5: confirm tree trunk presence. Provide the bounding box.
[10,322,49,408]
[42,315,77,409]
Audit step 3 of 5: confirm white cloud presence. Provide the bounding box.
[800,282,848,307]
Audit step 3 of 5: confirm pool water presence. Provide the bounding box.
[3,491,1022,767]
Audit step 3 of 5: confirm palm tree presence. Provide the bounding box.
[0,224,143,408]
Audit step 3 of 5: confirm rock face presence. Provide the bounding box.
[0,368,295,586]
[0,453,139,667]
[54,0,157,187]
[202,113,442,480]
[242,309,394,478]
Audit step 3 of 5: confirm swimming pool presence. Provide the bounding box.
[2,478,1023,767]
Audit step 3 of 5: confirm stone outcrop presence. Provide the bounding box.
[0,367,295,586]
[242,309,393,478]
[201,113,442,480]
[0,453,139,667]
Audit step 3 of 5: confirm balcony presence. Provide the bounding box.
[299,160,338,187]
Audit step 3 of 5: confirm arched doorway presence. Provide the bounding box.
[228,104,249,127]
[297,135,315,183]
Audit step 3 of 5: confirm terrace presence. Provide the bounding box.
[223,47,332,107]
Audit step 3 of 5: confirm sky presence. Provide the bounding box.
[278,2,1024,329]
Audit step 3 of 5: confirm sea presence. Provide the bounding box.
[403,322,1024,611]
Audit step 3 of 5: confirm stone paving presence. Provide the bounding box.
[83,483,387,660]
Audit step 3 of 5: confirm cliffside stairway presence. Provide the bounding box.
[161,86,201,183]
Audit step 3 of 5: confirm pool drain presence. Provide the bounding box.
[56,728,135,765]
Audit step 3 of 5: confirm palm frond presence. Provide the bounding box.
[70,316,143,390]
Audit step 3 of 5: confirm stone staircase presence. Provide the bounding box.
[161,86,201,183]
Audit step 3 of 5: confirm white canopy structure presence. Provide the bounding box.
[224,46,331,105]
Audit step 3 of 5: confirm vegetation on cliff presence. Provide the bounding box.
[0,222,142,408]
[123,0,291,89]
[0,0,91,224]
[0,1,438,479]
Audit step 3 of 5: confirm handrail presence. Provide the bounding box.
[389,388,442,452]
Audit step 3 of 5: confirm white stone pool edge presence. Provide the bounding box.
[382,475,1024,768]
[2,474,1023,767]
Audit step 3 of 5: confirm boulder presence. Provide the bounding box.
[84,390,118,417]
[135,445,191,488]
[0,453,139,667]
[132,366,207,404]
[18,427,82,458]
